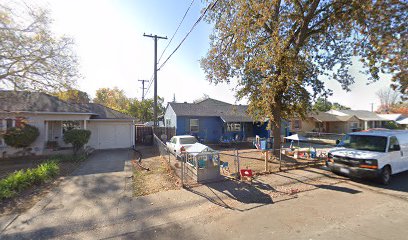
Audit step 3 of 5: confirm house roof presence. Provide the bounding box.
[168,98,255,122]
[0,91,90,113]
[77,103,134,119]
[308,111,353,122]
[0,91,135,120]
[328,110,387,121]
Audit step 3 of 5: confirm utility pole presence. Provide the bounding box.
[371,103,374,112]
[143,33,167,127]
[138,79,149,100]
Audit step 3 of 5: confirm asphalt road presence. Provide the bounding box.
[2,152,408,240]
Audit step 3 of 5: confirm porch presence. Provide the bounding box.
[44,120,88,150]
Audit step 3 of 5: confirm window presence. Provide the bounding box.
[62,121,81,133]
[293,119,301,129]
[6,119,14,129]
[338,134,387,152]
[388,136,401,152]
[165,119,171,126]
[190,119,199,132]
[227,123,241,132]
[179,137,198,145]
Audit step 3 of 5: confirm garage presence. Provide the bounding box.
[87,121,134,149]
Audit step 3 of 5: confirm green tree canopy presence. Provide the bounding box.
[201,0,406,149]
[128,97,165,123]
[54,89,90,104]
[0,2,79,92]
[93,87,130,112]
[312,97,350,112]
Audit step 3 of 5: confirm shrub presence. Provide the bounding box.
[4,124,40,148]
[0,160,59,200]
[63,129,91,154]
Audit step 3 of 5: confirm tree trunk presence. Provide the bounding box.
[271,107,282,155]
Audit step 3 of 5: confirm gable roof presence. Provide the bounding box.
[77,103,134,119]
[328,109,387,121]
[0,91,135,120]
[0,91,90,113]
[168,98,254,122]
[308,111,353,122]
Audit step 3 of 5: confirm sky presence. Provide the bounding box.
[28,0,393,110]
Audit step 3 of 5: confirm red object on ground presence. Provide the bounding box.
[240,169,253,177]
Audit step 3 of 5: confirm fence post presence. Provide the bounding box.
[181,153,184,187]
[235,148,240,180]
[265,150,269,172]
[279,145,282,171]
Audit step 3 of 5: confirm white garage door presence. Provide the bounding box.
[87,122,133,149]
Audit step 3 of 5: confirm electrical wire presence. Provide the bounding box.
[157,0,195,64]
[157,0,219,71]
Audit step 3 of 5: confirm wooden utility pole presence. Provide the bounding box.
[138,79,149,100]
[143,33,167,127]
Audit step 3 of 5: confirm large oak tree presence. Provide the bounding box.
[201,0,407,149]
[0,2,79,92]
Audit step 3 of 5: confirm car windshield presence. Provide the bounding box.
[179,137,198,145]
[338,134,387,152]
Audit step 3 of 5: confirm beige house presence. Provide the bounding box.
[291,111,360,134]
[0,91,135,157]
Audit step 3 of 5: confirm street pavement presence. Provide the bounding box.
[1,148,408,240]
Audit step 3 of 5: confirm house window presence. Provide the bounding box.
[227,123,241,132]
[62,121,81,133]
[190,119,199,132]
[293,119,301,129]
[6,119,14,129]
[165,119,171,126]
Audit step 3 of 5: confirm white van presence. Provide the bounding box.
[326,130,408,184]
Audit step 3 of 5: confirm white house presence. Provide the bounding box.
[0,91,135,156]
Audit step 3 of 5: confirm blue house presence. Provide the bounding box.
[164,98,288,143]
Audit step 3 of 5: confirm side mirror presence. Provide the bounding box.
[336,139,340,145]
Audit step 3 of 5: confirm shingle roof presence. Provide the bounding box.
[77,103,134,119]
[168,98,255,122]
[0,91,90,113]
[308,111,353,122]
[333,110,387,121]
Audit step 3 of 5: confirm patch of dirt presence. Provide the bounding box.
[0,157,85,216]
[133,147,180,197]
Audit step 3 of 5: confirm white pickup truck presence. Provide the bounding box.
[326,130,408,184]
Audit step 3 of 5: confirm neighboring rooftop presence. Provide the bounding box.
[77,103,134,119]
[0,91,89,113]
[308,111,353,122]
[168,98,254,122]
[328,109,387,121]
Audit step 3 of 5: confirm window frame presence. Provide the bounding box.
[388,136,401,152]
[190,119,199,133]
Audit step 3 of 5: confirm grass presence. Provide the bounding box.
[0,160,59,200]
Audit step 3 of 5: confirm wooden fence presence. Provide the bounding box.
[135,126,176,145]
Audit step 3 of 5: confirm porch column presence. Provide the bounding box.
[364,121,368,130]
[83,120,87,130]
[44,121,49,142]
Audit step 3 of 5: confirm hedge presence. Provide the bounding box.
[0,161,59,200]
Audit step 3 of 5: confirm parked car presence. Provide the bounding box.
[326,130,408,184]
[166,135,198,155]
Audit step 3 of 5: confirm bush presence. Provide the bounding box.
[4,124,40,148]
[63,129,91,154]
[0,160,59,200]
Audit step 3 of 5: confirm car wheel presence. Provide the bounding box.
[379,166,391,185]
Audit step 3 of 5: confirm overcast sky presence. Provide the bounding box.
[31,0,393,110]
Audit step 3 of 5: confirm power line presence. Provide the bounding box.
[157,0,219,71]
[157,0,195,64]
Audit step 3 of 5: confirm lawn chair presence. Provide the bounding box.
[240,169,253,183]
[220,161,230,173]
